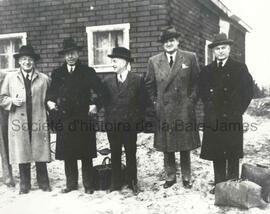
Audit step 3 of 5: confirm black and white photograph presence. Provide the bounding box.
[0,0,270,213]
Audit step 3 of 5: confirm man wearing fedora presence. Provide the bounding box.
[145,26,200,189]
[103,47,146,194]
[199,33,253,194]
[0,44,51,194]
[46,37,105,194]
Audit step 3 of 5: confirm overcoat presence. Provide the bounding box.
[199,57,253,160]
[46,61,104,160]
[103,72,146,132]
[145,49,201,152]
[0,70,51,164]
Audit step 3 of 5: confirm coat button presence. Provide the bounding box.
[210,89,214,93]
[223,88,228,92]
[222,113,227,118]
[223,100,228,104]
[62,110,66,114]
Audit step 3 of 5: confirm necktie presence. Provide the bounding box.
[169,56,173,68]
[26,73,31,83]
[218,61,223,69]
[70,66,74,73]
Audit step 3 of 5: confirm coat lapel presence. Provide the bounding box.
[164,49,184,90]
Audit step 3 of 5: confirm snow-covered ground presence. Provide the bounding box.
[0,98,270,214]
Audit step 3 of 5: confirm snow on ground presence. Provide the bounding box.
[0,98,270,214]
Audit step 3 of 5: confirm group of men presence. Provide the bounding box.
[0,26,253,195]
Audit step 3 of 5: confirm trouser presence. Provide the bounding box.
[19,162,50,190]
[64,159,94,190]
[213,158,239,184]
[164,151,191,182]
[107,131,137,189]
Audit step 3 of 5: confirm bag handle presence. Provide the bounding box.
[102,157,111,165]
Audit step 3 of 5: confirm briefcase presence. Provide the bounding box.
[215,179,267,209]
[241,163,270,202]
[93,157,126,190]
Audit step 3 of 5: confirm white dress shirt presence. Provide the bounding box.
[21,69,33,81]
[166,51,177,64]
[67,65,75,73]
[117,69,129,83]
[217,58,228,67]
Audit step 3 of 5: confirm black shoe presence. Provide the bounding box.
[182,180,193,189]
[41,186,52,192]
[163,180,176,189]
[19,188,30,194]
[209,187,215,194]
[85,189,94,194]
[61,187,77,193]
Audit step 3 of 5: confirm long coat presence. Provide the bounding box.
[145,49,201,152]
[103,72,146,132]
[46,61,104,160]
[0,70,51,164]
[199,57,253,160]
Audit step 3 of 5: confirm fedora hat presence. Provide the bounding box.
[159,26,181,43]
[13,44,40,61]
[58,37,82,55]
[208,33,233,49]
[108,47,133,62]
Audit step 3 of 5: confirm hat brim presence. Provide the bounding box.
[159,32,180,43]
[58,46,83,55]
[13,53,40,61]
[208,40,233,49]
[108,54,134,62]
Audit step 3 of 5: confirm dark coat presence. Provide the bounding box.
[199,57,253,160]
[103,72,146,133]
[46,61,104,160]
[145,49,201,152]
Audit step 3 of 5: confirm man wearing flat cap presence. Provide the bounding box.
[46,37,105,194]
[198,33,253,194]
[145,26,200,189]
[103,47,146,194]
[0,44,51,194]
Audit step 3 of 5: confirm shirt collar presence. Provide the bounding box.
[67,64,76,73]
[217,58,228,67]
[166,51,177,62]
[117,69,129,83]
[21,69,33,80]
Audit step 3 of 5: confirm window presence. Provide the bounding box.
[205,40,214,65]
[86,23,130,72]
[219,19,230,36]
[0,32,27,71]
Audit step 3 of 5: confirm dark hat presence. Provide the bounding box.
[13,44,40,61]
[159,26,181,43]
[208,33,234,49]
[108,47,133,62]
[58,37,82,55]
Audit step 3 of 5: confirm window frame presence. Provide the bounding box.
[0,32,27,71]
[86,23,130,73]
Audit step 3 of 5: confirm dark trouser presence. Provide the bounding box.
[19,162,50,190]
[213,158,239,184]
[64,159,94,190]
[164,151,191,182]
[107,131,137,189]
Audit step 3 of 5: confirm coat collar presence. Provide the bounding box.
[16,68,40,84]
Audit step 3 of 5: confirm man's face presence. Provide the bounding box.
[163,37,179,54]
[64,50,79,65]
[18,56,35,72]
[213,44,231,61]
[111,57,128,73]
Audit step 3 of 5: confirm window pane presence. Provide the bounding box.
[13,38,22,53]
[111,31,123,47]
[0,39,10,54]
[0,55,9,69]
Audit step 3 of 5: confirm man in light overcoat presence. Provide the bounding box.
[145,27,201,189]
[0,45,51,194]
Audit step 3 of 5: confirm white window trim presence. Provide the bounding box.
[0,32,27,71]
[219,19,230,36]
[86,23,130,73]
[205,40,214,65]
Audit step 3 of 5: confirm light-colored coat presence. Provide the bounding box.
[145,49,201,152]
[0,70,51,164]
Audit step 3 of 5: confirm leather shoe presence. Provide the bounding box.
[182,180,193,189]
[41,186,52,192]
[209,187,215,194]
[61,187,77,193]
[19,188,30,194]
[85,189,94,194]
[163,180,176,189]
[128,180,139,195]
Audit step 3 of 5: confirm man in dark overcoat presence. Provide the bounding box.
[145,27,201,189]
[103,47,146,194]
[46,37,105,194]
[198,33,253,194]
